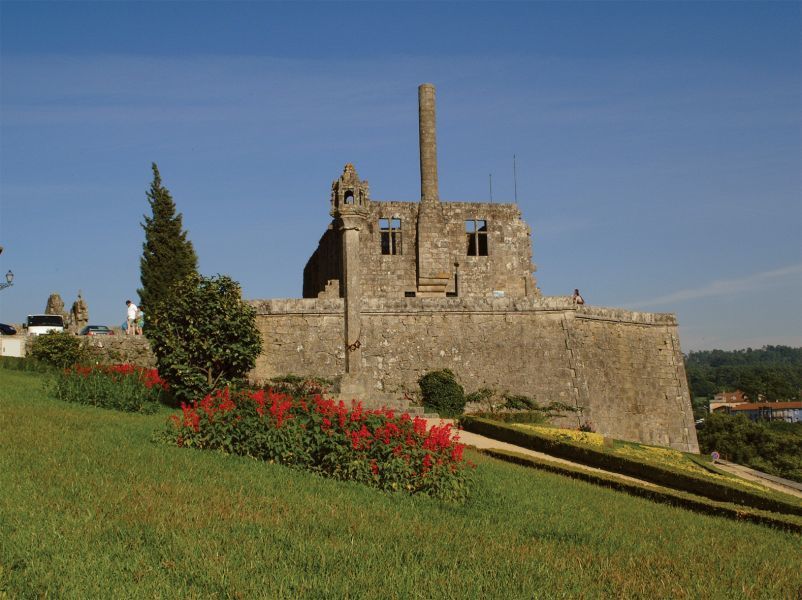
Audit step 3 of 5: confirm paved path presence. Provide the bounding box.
[425,419,662,488]
[426,418,802,501]
[714,460,802,500]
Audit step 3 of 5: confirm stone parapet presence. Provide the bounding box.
[250,295,677,326]
[248,298,344,314]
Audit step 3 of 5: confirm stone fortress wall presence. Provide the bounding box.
[257,82,699,454]
[250,296,698,452]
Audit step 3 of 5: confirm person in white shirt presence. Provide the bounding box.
[126,300,138,335]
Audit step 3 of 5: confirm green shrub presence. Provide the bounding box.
[470,410,548,425]
[419,369,465,417]
[464,387,577,424]
[160,388,474,502]
[28,331,88,368]
[460,416,802,516]
[502,393,537,410]
[147,273,262,403]
[52,364,166,413]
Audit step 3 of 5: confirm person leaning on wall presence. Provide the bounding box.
[571,288,585,305]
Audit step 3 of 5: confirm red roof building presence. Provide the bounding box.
[712,401,802,423]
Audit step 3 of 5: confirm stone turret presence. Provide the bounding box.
[331,163,370,217]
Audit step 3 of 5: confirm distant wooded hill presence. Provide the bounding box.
[685,346,802,401]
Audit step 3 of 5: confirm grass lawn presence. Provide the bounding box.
[2,370,800,598]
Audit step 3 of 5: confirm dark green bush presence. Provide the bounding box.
[419,369,465,417]
[147,273,262,403]
[29,332,88,368]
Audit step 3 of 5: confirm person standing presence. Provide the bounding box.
[126,300,138,335]
[136,306,145,335]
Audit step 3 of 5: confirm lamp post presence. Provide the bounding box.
[0,270,14,291]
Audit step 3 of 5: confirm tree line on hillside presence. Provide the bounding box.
[685,346,802,402]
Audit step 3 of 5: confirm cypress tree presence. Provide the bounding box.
[138,163,198,321]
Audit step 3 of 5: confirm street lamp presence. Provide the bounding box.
[0,270,13,291]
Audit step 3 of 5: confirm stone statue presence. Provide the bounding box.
[44,292,70,331]
[45,293,66,318]
[70,291,89,333]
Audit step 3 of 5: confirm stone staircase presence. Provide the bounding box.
[335,373,433,417]
[416,275,450,297]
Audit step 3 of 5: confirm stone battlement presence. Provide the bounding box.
[249,296,677,325]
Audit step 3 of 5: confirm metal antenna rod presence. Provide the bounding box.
[513,154,518,203]
[489,173,493,202]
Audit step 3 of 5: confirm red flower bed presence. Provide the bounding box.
[54,364,167,413]
[71,364,168,390]
[162,388,474,501]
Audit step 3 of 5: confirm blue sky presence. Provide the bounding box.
[1,1,800,351]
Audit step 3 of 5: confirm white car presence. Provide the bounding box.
[24,314,65,336]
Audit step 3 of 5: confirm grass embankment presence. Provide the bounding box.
[2,371,801,598]
[461,416,802,516]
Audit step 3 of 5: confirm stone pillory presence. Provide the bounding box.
[255,84,699,453]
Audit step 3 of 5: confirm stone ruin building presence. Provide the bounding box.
[250,84,699,453]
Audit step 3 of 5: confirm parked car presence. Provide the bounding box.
[24,314,65,335]
[0,323,17,335]
[79,325,114,336]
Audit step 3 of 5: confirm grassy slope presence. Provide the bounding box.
[1,370,800,599]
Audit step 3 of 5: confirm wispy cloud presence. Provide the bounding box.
[625,264,802,308]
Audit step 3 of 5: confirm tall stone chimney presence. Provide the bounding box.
[418,83,439,203]
[416,83,449,295]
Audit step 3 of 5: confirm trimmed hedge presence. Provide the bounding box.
[0,356,54,373]
[460,416,802,517]
[481,448,802,533]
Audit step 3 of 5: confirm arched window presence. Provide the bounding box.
[344,191,355,205]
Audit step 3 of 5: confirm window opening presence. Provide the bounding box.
[380,218,402,255]
[466,219,488,256]
[344,191,354,204]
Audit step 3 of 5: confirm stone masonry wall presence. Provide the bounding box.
[361,202,420,296]
[250,299,346,381]
[250,297,699,452]
[22,335,156,367]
